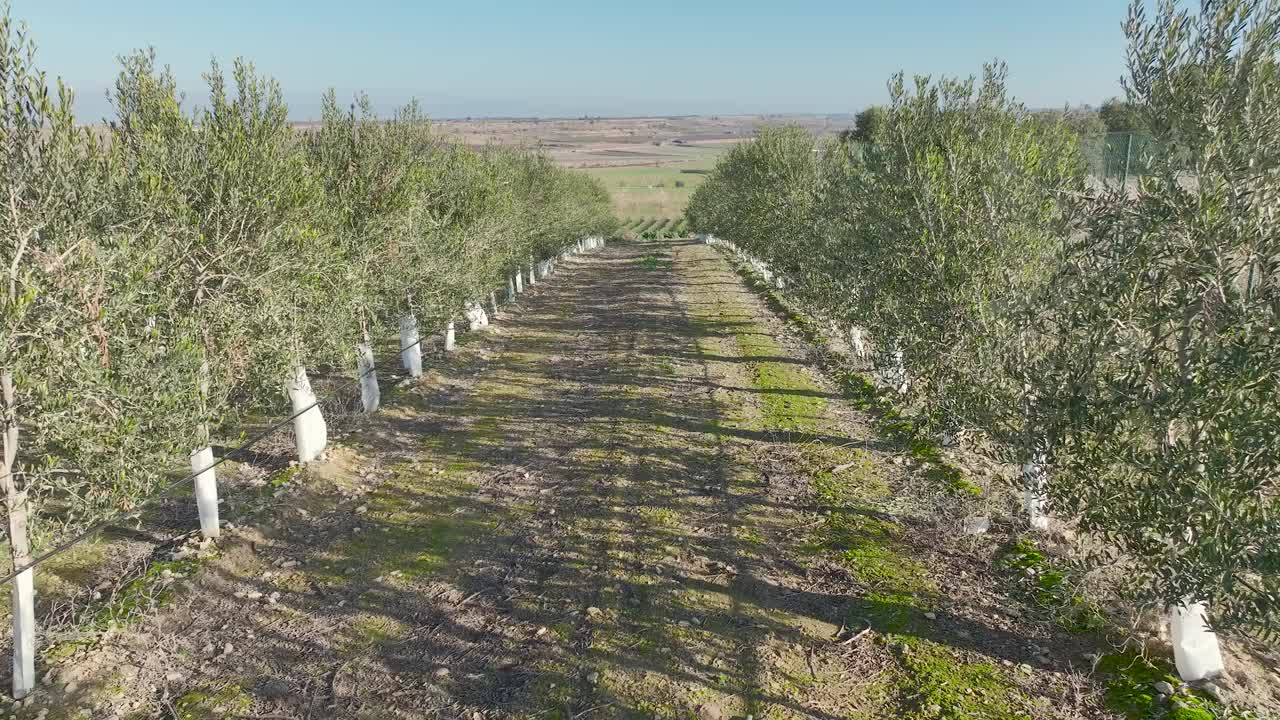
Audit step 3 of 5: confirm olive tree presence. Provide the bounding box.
[1039,0,1280,655]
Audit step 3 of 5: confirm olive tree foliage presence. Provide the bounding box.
[1037,0,1280,634]
[0,15,615,562]
[853,64,1084,443]
[684,125,823,285]
[691,66,1084,443]
[841,105,887,144]
[0,20,200,558]
[109,51,335,429]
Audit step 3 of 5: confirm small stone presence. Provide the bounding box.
[260,679,290,698]
[165,672,183,682]
[1017,663,1033,675]
[924,612,937,620]
[432,667,449,679]
[1153,681,1174,696]
[1198,681,1226,702]
[585,606,602,617]
[355,505,369,514]
[281,560,299,569]
[586,671,599,684]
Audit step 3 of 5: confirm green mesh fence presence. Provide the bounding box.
[1082,131,1157,183]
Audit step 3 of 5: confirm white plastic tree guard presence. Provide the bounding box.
[527,263,537,286]
[11,568,33,699]
[287,366,328,463]
[514,271,524,294]
[465,303,489,332]
[399,314,422,378]
[357,342,379,413]
[489,291,499,316]
[507,276,517,301]
[191,445,219,539]
[445,321,456,352]
[1171,600,1226,681]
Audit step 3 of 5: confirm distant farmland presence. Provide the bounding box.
[581,155,719,217]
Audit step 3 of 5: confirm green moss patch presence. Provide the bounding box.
[175,683,252,720]
[93,556,206,629]
[895,640,1032,720]
[1096,650,1246,720]
[999,539,1105,634]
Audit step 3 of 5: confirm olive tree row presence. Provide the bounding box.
[687,0,1278,659]
[1,18,614,594]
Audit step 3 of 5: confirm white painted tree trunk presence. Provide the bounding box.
[1170,599,1225,681]
[507,276,517,301]
[287,366,328,463]
[190,445,219,539]
[399,314,422,378]
[848,326,868,359]
[445,322,456,352]
[514,271,524,294]
[1,370,35,700]
[527,263,537,286]
[1022,449,1049,531]
[890,346,910,395]
[357,342,379,412]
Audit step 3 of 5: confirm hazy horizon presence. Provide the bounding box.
[18,1,1130,123]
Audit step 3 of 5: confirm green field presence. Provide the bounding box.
[619,216,689,238]
[579,144,725,218]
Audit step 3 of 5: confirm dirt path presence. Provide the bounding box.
[31,239,1112,720]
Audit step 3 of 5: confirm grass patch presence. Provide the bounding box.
[174,683,252,720]
[310,471,490,585]
[637,254,672,270]
[93,556,206,630]
[895,640,1032,720]
[999,539,1105,634]
[1097,650,1237,720]
[336,614,411,655]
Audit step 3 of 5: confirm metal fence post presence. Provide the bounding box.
[1123,132,1134,186]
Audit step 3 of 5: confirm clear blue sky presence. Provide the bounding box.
[14,1,1129,121]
